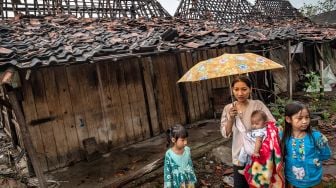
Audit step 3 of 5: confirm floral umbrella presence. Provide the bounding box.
[178,53,284,83]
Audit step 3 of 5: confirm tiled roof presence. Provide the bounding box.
[311,10,336,25]
[1,15,336,68]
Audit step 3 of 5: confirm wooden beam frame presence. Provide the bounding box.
[1,0,171,19]
[3,84,47,188]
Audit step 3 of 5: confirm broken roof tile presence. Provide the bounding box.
[184,42,204,48]
[0,47,13,55]
[0,15,336,68]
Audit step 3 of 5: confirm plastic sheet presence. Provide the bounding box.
[322,65,336,91]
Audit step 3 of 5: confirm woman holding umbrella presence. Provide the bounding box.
[220,75,276,187]
[177,52,285,187]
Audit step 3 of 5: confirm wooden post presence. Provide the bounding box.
[316,45,324,91]
[11,0,18,16]
[0,105,4,129]
[8,108,19,147]
[287,40,293,100]
[320,59,324,90]
[4,85,47,188]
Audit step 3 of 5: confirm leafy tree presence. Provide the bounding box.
[300,0,336,17]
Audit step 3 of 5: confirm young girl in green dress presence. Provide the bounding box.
[164,124,197,188]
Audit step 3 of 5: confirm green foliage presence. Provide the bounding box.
[323,181,336,188]
[322,111,330,120]
[304,72,323,111]
[268,98,291,127]
[330,100,336,113]
[300,0,336,17]
[304,72,321,93]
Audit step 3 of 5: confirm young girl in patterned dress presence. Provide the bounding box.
[282,101,331,188]
[164,124,197,188]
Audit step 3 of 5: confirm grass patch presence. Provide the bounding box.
[330,100,336,113]
[323,181,336,188]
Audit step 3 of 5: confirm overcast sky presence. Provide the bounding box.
[158,0,319,15]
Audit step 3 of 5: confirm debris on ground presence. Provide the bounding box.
[0,129,64,188]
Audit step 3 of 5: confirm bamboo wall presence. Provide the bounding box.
[18,47,237,171]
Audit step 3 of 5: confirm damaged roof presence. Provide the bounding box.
[1,15,336,68]
[311,10,336,25]
[174,0,264,25]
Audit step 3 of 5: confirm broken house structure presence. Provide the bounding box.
[0,0,336,186]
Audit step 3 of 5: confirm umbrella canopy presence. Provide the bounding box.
[178,53,284,82]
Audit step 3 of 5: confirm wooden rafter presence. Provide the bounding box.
[174,0,264,25]
[0,0,171,19]
[254,0,302,20]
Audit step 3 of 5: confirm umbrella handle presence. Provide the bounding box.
[228,76,235,106]
[228,76,237,128]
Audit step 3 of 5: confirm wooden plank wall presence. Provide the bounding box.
[20,61,152,171]
[19,47,237,171]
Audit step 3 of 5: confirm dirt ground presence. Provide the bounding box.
[49,120,224,188]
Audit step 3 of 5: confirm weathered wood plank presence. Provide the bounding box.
[192,51,205,118]
[95,63,110,149]
[179,52,196,122]
[96,62,117,146]
[20,71,48,171]
[79,64,101,145]
[66,65,90,150]
[167,54,186,124]
[185,52,201,120]
[140,57,160,135]
[108,62,127,145]
[201,50,214,118]
[196,51,210,118]
[54,66,81,163]
[151,56,168,131]
[116,61,135,143]
[123,60,143,141]
[133,59,151,139]
[31,70,59,170]
[157,55,174,130]
[41,68,69,168]
[174,53,190,124]
[162,54,179,125]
